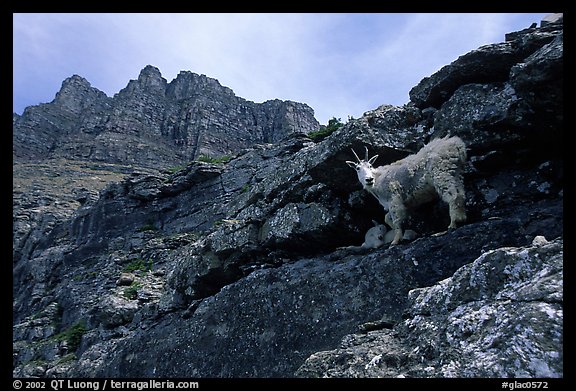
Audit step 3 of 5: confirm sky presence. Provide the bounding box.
[13,13,551,125]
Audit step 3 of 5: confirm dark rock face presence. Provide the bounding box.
[13,75,112,161]
[13,65,319,169]
[296,237,563,378]
[13,20,562,378]
[75,252,416,377]
[409,22,563,110]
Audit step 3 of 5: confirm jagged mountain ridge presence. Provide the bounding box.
[13,17,563,378]
[13,65,320,169]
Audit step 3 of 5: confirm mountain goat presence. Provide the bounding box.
[358,220,388,249]
[341,220,418,252]
[336,220,387,255]
[346,136,467,245]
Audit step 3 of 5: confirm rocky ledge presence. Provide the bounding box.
[296,236,563,378]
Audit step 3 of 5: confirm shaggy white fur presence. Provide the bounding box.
[361,220,387,249]
[347,136,467,245]
[339,220,386,252]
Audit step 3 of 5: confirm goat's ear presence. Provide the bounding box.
[368,155,379,165]
[371,219,379,226]
[345,161,357,169]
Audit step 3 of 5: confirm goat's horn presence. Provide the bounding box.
[351,148,361,163]
[364,146,370,161]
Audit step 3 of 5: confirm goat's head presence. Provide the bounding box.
[346,147,379,189]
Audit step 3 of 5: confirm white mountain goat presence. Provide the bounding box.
[334,220,418,259]
[337,220,387,254]
[359,220,388,249]
[346,136,467,245]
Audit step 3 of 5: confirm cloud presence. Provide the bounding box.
[13,13,549,125]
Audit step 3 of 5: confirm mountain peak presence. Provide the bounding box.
[53,74,108,114]
[64,74,91,86]
[14,66,319,167]
[136,65,167,94]
[56,75,92,98]
[166,70,235,100]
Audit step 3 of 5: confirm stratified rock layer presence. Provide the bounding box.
[13,66,319,169]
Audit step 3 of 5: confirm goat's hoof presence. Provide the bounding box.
[431,230,448,237]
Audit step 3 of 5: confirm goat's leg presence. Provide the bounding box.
[435,176,467,229]
[386,198,407,245]
[448,195,466,229]
[384,213,402,245]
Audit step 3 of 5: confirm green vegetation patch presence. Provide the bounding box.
[73,270,99,282]
[56,353,78,365]
[308,117,344,142]
[122,258,153,273]
[123,282,142,300]
[53,320,87,352]
[165,165,186,174]
[196,154,232,164]
[137,222,159,232]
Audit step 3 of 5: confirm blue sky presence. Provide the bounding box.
[13,13,550,125]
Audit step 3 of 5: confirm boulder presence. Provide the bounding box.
[296,238,563,378]
[410,22,563,109]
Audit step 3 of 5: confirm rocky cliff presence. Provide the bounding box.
[12,19,563,378]
[13,65,319,168]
